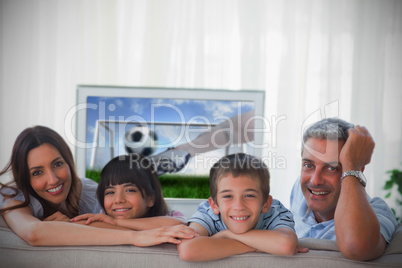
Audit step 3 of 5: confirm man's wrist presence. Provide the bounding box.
[341,164,362,172]
[340,170,367,187]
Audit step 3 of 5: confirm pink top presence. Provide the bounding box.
[165,210,186,221]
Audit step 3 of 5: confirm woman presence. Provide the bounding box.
[0,126,196,246]
[0,125,99,220]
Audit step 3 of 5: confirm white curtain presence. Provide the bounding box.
[1,0,401,211]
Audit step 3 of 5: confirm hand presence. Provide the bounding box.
[70,213,117,226]
[132,225,199,247]
[295,246,309,254]
[339,126,375,171]
[43,211,70,222]
[212,229,233,239]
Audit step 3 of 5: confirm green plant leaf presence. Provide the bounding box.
[391,208,396,216]
[385,192,391,198]
[390,168,402,194]
[383,180,394,190]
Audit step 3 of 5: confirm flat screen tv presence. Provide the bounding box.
[72,86,265,188]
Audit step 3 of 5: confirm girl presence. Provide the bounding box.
[71,154,186,230]
[0,126,197,247]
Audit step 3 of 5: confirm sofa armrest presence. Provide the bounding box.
[298,237,338,251]
[384,224,402,255]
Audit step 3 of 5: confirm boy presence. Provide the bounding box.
[178,153,300,261]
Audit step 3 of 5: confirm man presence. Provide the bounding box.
[290,118,398,261]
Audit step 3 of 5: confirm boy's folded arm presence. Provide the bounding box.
[177,222,255,262]
[178,236,255,262]
[226,227,298,256]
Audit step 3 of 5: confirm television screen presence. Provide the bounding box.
[73,86,265,191]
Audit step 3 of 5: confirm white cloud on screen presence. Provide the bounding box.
[114,99,124,108]
[130,99,145,114]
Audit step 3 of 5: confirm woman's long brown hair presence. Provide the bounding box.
[0,126,82,219]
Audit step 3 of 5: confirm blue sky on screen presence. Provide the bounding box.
[86,96,254,172]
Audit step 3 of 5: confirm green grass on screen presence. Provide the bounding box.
[86,170,210,199]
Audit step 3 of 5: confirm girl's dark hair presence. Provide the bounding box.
[0,126,81,219]
[97,154,168,217]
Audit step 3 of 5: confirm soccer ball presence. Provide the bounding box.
[124,125,158,156]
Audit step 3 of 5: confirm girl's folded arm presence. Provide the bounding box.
[71,213,186,230]
[115,216,186,230]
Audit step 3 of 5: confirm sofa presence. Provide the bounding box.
[1,215,401,268]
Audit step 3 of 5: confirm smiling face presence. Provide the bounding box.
[301,138,345,222]
[103,183,155,219]
[28,143,72,206]
[209,173,272,234]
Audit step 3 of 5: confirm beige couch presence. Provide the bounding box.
[1,215,401,268]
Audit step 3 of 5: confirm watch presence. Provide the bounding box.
[340,170,367,187]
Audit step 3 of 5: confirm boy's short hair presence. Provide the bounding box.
[209,153,270,204]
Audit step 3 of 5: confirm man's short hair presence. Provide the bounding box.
[209,153,270,204]
[302,118,354,150]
